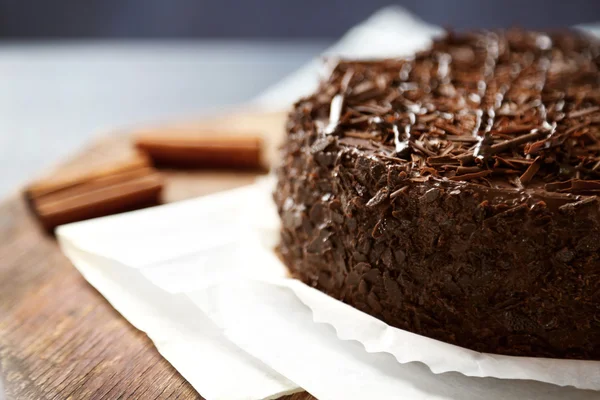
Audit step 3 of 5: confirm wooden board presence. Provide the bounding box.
[0,110,316,400]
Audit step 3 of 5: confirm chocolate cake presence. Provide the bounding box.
[274,29,600,360]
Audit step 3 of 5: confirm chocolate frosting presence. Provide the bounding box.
[297,29,600,201]
[275,29,600,360]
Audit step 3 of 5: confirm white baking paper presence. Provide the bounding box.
[190,281,598,400]
[57,185,301,400]
[58,179,600,399]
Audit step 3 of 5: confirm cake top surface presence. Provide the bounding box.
[292,29,600,196]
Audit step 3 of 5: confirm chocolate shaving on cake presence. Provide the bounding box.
[295,29,600,189]
[448,170,492,181]
[519,156,543,184]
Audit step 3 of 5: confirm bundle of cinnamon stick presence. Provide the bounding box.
[134,132,263,169]
[25,155,163,231]
[25,130,265,231]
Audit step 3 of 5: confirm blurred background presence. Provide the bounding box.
[2,0,600,37]
[1,1,600,198]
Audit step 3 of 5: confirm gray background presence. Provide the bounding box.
[0,40,328,197]
[0,0,599,38]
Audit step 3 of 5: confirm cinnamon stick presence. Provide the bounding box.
[134,133,263,169]
[24,156,163,231]
[26,156,151,201]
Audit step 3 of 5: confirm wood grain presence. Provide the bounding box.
[0,110,317,400]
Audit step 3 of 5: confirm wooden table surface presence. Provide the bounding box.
[0,111,316,400]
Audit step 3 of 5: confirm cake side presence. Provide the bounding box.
[274,29,600,359]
